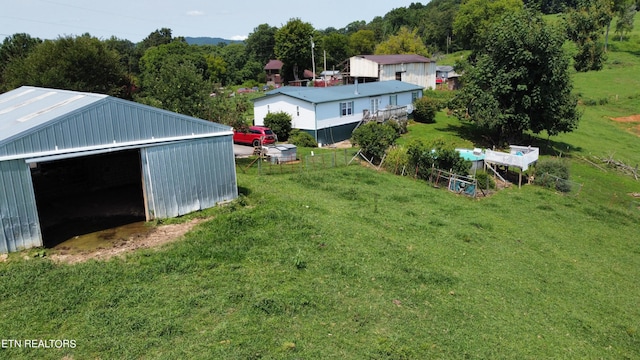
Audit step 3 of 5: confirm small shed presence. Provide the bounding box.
[262,144,297,164]
[0,86,238,253]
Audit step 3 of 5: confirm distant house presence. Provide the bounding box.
[265,59,284,87]
[345,54,437,89]
[253,80,423,146]
[436,65,462,90]
[320,70,342,81]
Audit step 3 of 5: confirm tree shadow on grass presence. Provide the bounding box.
[435,122,583,156]
[435,122,496,149]
[527,135,583,157]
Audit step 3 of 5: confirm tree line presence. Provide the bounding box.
[0,0,636,143]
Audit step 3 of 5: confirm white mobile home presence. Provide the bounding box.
[253,80,423,146]
[347,54,437,89]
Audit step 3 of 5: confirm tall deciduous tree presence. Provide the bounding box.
[135,56,209,118]
[450,9,580,144]
[374,26,431,57]
[614,1,637,40]
[453,0,524,50]
[2,34,126,96]
[274,18,316,82]
[0,33,42,91]
[565,0,611,71]
[349,30,377,55]
[320,32,351,69]
[245,24,277,66]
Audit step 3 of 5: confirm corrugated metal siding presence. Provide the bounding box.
[0,159,42,253]
[0,98,230,158]
[141,136,238,219]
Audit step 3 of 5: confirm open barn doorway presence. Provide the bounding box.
[30,149,146,247]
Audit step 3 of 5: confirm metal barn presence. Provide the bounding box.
[0,86,238,253]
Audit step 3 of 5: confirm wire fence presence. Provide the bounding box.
[534,172,583,196]
[236,149,360,175]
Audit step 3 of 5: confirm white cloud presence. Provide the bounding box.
[230,35,248,41]
[186,10,205,16]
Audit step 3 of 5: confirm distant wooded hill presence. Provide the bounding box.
[184,37,244,45]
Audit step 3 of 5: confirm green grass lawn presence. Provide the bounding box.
[1,165,638,359]
[1,16,640,360]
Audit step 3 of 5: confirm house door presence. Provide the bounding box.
[370,98,381,116]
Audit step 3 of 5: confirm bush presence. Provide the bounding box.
[387,119,408,135]
[534,157,572,192]
[264,111,292,141]
[406,140,471,179]
[351,122,399,164]
[288,129,318,147]
[413,96,441,123]
[382,146,409,175]
[474,172,496,190]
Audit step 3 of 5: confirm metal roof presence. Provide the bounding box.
[0,86,232,160]
[356,54,434,65]
[0,87,107,143]
[437,65,454,72]
[264,59,283,70]
[257,80,423,104]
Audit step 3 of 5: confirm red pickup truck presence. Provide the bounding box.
[233,126,277,147]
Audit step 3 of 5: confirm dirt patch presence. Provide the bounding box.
[611,115,640,123]
[48,218,207,264]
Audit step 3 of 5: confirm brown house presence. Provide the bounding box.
[264,59,283,87]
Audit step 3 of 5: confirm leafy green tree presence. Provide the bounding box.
[263,111,293,141]
[413,96,442,124]
[374,26,430,57]
[274,18,316,82]
[135,56,209,118]
[207,89,251,129]
[103,36,138,99]
[565,0,611,71]
[140,28,175,51]
[419,0,461,52]
[349,30,377,55]
[245,24,277,66]
[343,20,368,35]
[320,33,351,69]
[138,41,207,84]
[205,54,228,85]
[615,2,637,40]
[0,33,42,91]
[407,140,471,178]
[2,34,126,96]
[351,122,399,164]
[453,0,524,50]
[449,9,580,144]
[218,43,253,84]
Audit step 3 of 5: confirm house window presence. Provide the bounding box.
[297,106,299,116]
[395,72,402,81]
[340,101,353,117]
[370,98,380,114]
[389,95,397,106]
[411,91,420,102]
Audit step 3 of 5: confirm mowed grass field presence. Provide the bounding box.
[1,17,640,360]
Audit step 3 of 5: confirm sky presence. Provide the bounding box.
[2,0,418,43]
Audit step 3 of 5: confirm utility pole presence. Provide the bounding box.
[311,37,315,85]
